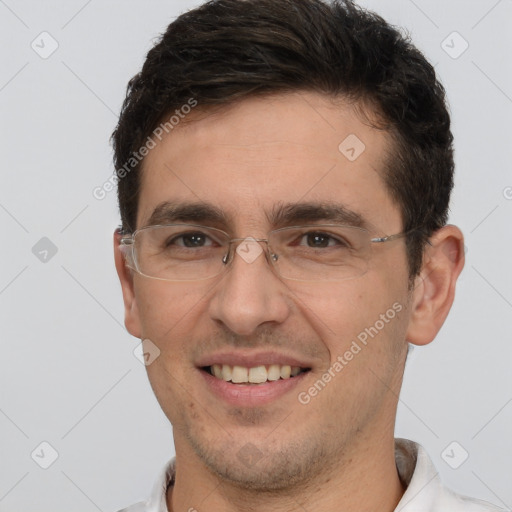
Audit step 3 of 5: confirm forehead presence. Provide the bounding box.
[137,92,400,233]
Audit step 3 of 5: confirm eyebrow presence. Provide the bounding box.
[144,201,229,228]
[268,202,366,229]
[143,200,367,230]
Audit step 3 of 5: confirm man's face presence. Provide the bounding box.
[119,92,414,489]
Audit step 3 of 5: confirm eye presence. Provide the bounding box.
[298,231,349,249]
[167,231,216,248]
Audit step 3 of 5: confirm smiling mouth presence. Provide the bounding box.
[203,364,311,384]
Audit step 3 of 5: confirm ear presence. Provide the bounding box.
[406,225,465,346]
[113,229,142,339]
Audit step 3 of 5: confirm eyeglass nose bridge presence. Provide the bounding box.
[222,237,279,266]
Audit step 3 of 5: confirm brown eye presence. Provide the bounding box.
[299,232,348,248]
[167,232,214,248]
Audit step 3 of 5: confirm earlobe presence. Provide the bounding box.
[113,229,142,339]
[405,225,465,346]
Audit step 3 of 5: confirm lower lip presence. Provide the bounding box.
[199,369,309,406]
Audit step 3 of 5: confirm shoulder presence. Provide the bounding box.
[114,458,176,512]
[395,439,506,512]
[435,487,506,512]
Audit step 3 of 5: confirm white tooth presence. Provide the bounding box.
[249,366,268,384]
[267,364,281,381]
[212,364,223,379]
[290,366,301,377]
[280,365,291,379]
[222,364,232,381]
[231,365,249,383]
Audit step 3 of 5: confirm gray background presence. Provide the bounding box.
[0,0,511,511]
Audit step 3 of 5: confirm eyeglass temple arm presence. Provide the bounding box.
[371,229,433,246]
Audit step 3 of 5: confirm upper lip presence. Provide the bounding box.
[196,350,313,369]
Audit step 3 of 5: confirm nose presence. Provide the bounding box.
[208,238,291,336]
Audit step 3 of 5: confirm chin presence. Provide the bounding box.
[186,428,336,493]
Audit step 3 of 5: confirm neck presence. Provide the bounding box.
[166,432,405,512]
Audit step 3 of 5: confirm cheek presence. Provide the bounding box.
[135,282,209,425]
[134,279,207,338]
[290,271,408,360]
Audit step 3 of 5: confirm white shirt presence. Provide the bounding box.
[117,438,504,512]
